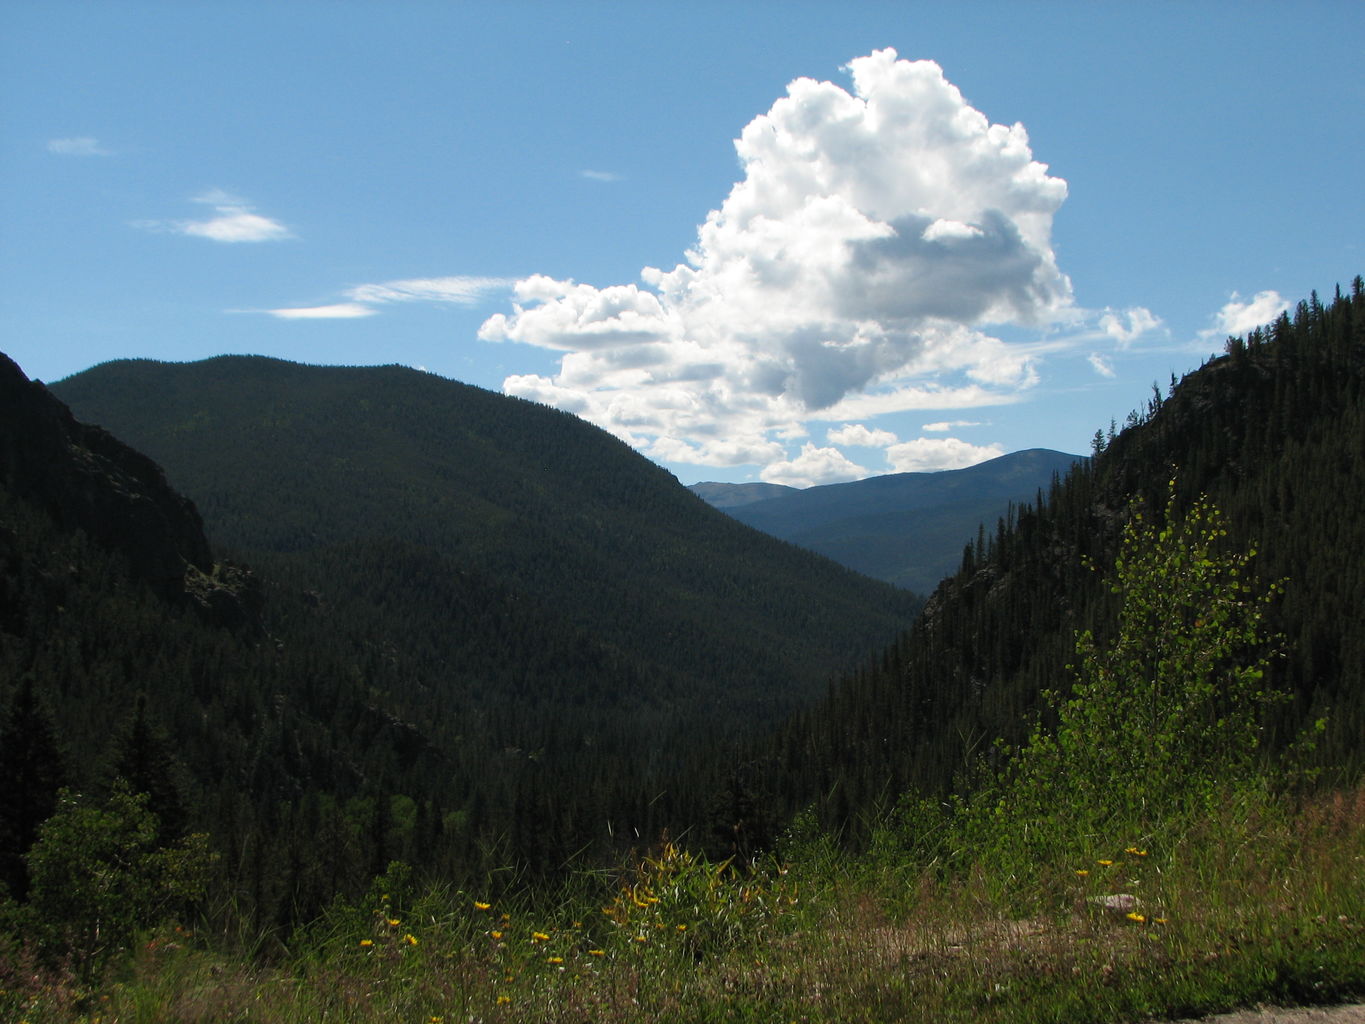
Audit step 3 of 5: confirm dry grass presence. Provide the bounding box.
[4,783,1362,1024]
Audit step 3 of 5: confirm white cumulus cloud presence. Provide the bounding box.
[827,423,898,447]
[1099,306,1162,347]
[1201,289,1289,341]
[480,48,1074,476]
[885,437,1004,472]
[760,442,871,487]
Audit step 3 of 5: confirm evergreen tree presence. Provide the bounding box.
[107,693,189,843]
[0,677,67,901]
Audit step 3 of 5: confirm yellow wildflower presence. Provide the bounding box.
[359,939,374,947]
[588,949,605,957]
[1126,912,1146,923]
[532,931,550,942]
[404,933,419,945]
[491,930,504,940]
[474,901,492,911]
[496,994,511,1005]
[547,956,564,964]
[387,917,401,927]
[1075,869,1090,877]
[676,924,688,932]
[1097,859,1113,866]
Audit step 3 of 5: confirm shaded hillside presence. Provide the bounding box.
[0,352,262,627]
[694,449,1082,593]
[37,355,918,900]
[770,279,1365,835]
[53,356,917,713]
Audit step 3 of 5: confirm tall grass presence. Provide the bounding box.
[4,781,1361,1024]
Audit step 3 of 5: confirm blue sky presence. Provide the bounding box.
[3,1,1362,486]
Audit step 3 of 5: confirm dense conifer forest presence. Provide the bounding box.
[768,279,1365,838]
[1,280,1362,1020]
[5,352,918,930]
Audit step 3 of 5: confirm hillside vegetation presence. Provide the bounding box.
[765,281,1365,838]
[39,356,917,894]
[2,279,1363,1022]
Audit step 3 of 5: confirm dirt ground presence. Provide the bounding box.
[1168,1006,1365,1024]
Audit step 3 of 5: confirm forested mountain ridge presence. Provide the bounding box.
[51,355,918,704]
[693,448,1083,592]
[767,280,1365,836]
[0,352,259,628]
[15,354,917,914]
[0,352,209,588]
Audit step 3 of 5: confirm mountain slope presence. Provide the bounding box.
[693,449,1082,593]
[53,356,917,705]
[47,355,921,883]
[766,280,1365,835]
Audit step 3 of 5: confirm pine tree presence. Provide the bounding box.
[0,677,67,900]
[107,693,189,843]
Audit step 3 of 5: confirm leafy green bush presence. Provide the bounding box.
[24,782,213,974]
[961,482,1291,875]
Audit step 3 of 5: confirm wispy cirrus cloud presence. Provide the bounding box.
[48,136,112,156]
[137,190,293,243]
[345,276,514,306]
[922,419,982,432]
[257,303,378,320]
[1087,353,1117,378]
[250,276,513,321]
[580,169,624,182]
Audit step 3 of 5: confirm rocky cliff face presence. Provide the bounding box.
[0,352,258,626]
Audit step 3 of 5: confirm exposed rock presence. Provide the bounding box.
[0,351,258,630]
[1091,892,1140,913]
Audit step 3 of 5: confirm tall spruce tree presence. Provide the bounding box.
[107,693,188,844]
[0,677,67,900]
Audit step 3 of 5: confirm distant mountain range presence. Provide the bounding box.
[690,449,1084,593]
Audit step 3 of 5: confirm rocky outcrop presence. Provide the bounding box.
[0,351,257,627]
